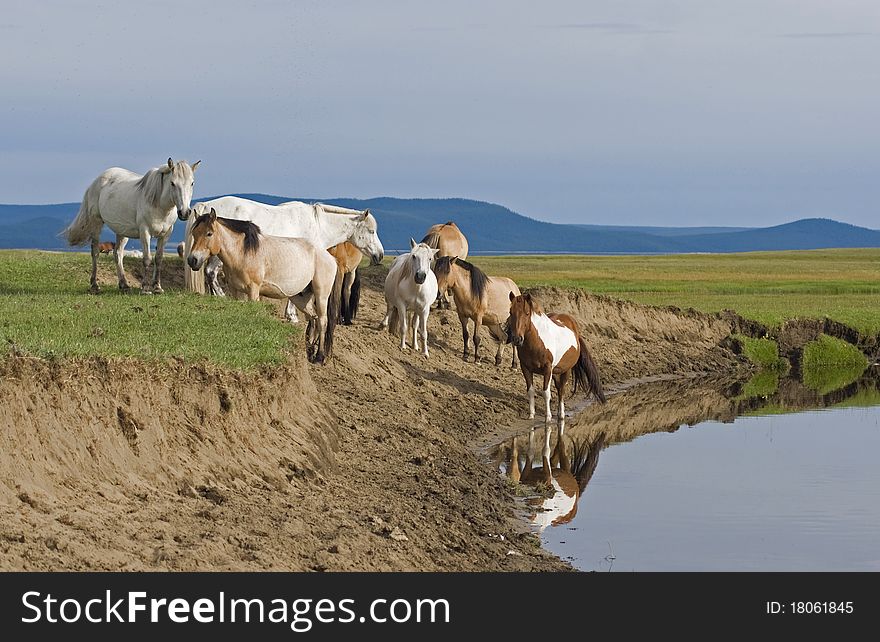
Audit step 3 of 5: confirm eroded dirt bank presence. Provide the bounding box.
[0,264,751,570]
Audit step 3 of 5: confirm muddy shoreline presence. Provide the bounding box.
[0,264,754,571]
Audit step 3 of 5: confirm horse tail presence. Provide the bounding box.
[572,335,606,403]
[323,262,344,360]
[420,230,441,250]
[62,182,101,246]
[388,307,399,336]
[348,268,361,323]
[183,215,206,294]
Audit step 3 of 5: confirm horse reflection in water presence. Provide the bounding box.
[504,429,605,532]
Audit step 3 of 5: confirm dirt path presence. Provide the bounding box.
[0,263,750,571]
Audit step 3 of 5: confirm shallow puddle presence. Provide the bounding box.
[491,369,880,571]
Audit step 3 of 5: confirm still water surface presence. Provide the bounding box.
[494,371,880,571]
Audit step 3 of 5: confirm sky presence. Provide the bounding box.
[1,0,879,227]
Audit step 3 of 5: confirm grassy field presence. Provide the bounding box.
[0,251,297,368]
[471,249,880,335]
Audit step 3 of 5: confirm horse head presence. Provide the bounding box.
[348,209,385,266]
[160,157,201,221]
[187,207,219,271]
[409,238,439,285]
[432,255,458,294]
[507,292,538,348]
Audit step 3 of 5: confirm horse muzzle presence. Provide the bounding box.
[187,255,204,271]
[370,252,383,266]
[177,207,191,221]
[512,335,524,348]
[414,271,426,285]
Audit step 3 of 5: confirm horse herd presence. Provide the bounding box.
[63,158,606,432]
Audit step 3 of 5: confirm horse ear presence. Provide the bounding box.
[432,248,440,256]
[191,160,201,172]
[509,291,516,302]
[410,238,417,249]
[208,208,217,221]
[167,157,174,169]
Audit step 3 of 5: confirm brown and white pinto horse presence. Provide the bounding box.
[327,241,363,325]
[507,293,606,432]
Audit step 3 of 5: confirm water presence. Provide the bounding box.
[492,370,880,571]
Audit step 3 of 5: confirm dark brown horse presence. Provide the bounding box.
[507,293,605,431]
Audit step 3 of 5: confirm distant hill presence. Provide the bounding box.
[1,195,878,254]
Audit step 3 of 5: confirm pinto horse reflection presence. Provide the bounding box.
[506,430,605,532]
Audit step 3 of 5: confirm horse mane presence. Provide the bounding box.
[433,255,454,280]
[218,217,261,253]
[450,258,488,301]
[420,221,459,249]
[134,167,166,209]
[420,230,441,249]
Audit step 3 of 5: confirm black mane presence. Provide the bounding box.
[435,256,488,301]
[218,217,261,253]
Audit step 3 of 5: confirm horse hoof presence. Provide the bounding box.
[119,283,130,292]
[89,285,100,295]
[152,285,164,294]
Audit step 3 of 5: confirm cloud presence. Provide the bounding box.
[778,31,875,39]
[545,22,672,35]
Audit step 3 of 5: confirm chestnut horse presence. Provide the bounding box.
[420,221,468,308]
[432,256,520,366]
[327,242,362,325]
[507,293,606,432]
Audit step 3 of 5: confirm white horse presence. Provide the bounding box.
[63,158,200,293]
[183,196,385,298]
[380,239,439,357]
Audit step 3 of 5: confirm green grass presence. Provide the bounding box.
[0,251,298,368]
[736,370,780,400]
[801,335,868,394]
[471,249,880,336]
[733,334,789,372]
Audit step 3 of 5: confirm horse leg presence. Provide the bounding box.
[511,345,519,370]
[419,305,430,358]
[284,299,299,323]
[542,369,553,427]
[521,366,535,420]
[458,313,469,361]
[205,256,226,296]
[555,371,569,436]
[138,230,153,293]
[410,310,419,352]
[114,235,130,290]
[312,292,329,365]
[341,271,353,324]
[89,238,100,294]
[151,232,169,293]
[472,313,483,363]
[396,304,408,351]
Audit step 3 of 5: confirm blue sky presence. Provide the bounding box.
[1,1,879,227]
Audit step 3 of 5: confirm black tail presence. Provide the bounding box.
[323,267,344,361]
[347,268,361,324]
[572,336,606,403]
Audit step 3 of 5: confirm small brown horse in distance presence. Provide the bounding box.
[433,256,520,366]
[187,209,340,364]
[420,221,468,308]
[507,293,606,434]
[327,242,362,325]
